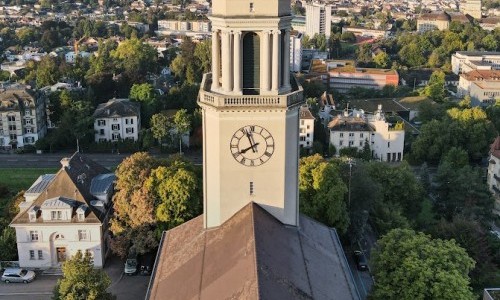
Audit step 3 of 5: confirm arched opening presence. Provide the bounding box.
[242,32,260,95]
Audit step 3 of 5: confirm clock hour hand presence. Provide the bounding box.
[240,143,260,154]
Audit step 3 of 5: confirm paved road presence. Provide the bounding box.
[0,152,202,169]
[0,256,150,300]
[345,247,374,299]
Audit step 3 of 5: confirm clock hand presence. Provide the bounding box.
[240,143,260,154]
[245,130,257,153]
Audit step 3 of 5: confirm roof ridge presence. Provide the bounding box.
[249,202,260,299]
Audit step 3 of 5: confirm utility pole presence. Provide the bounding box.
[347,157,355,208]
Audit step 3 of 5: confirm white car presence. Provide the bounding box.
[1,268,36,283]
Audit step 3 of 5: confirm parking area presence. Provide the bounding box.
[0,256,150,300]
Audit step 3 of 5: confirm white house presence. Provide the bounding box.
[452,51,500,75]
[10,153,115,268]
[93,98,141,142]
[328,106,405,162]
[299,105,315,149]
[64,51,92,64]
[488,137,500,216]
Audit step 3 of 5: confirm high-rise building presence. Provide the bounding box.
[305,2,332,38]
[461,0,482,19]
[147,1,360,299]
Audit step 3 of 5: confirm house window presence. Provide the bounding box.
[9,125,16,131]
[7,116,15,122]
[29,250,35,260]
[99,129,104,135]
[307,125,310,129]
[388,142,390,148]
[126,127,134,134]
[97,120,106,126]
[51,211,62,220]
[359,141,363,146]
[30,231,39,241]
[349,133,354,137]
[25,119,32,125]
[360,133,364,138]
[25,110,30,116]
[78,230,88,241]
[78,213,85,222]
[125,119,129,125]
[349,141,354,146]
[300,136,306,141]
[10,134,17,140]
[112,124,120,131]
[24,128,32,134]
[250,2,254,12]
[38,250,43,260]
[339,141,343,146]
[250,182,254,195]
[300,120,304,125]
[112,133,120,141]
[130,118,134,125]
[340,133,344,137]
[29,213,36,222]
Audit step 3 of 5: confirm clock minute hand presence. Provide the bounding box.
[245,130,257,153]
[240,143,260,154]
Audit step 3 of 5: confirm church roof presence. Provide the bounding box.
[147,202,360,300]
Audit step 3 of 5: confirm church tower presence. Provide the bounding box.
[198,0,304,228]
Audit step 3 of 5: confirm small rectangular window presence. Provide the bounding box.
[29,250,35,260]
[78,230,88,241]
[388,142,390,148]
[250,2,254,12]
[250,182,254,195]
[38,250,43,260]
[30,231,39,241]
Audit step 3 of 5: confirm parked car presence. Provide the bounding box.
[353,250,368,271]
[1,268,36,283]
[124,251,138,276]
[139,253,155,276]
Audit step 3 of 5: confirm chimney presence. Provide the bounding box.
[60,157,71,169]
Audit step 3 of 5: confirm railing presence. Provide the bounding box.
[198,73,304,108]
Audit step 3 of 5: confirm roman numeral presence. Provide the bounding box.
[249,160,255,166]
[249,125,255,132]
[264,151,272,157]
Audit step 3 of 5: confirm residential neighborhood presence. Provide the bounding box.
[0,0,499,299]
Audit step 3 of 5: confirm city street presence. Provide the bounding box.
[0,256,150,300]
[0,151,203,169]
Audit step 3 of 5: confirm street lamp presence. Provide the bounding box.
[347,157,356,208]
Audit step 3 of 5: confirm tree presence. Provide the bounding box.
[150,113,172,145]
[430,217,500,291]
[54,250,114,300]
[36,56,60,88]
[340,31,356,43]
[111,37,157,83]
[398,43,426,67]
[173,109,191,154]
[0,227,17,261]
[146,159,202,229]
[373,51,390,68]
[371,228,475,300]
[299,155,349,233]
[129,83,159,126]
[422,70,446,102]
[356,44,373,66]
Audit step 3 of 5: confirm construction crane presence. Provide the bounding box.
[74,36,87,58]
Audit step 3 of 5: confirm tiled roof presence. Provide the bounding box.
[11,152,113,225]
[418,11,450,21]
[461,70,500,81]
[299,106,315,120]
[148,202,360,300]
[93,98,140,119]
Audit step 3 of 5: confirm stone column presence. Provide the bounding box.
[261,31,271,93]
[283,30,291,90]
[233,31,242,94]
[271,30,281,92]
[221,31,232,92]
[211,30,220,91]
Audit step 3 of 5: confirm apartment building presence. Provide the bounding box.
[488,137,500,216]
[461,0,482,19]
[328,106,405,162]
[0,84,47,149]
[328,65,399,93]
[299,105,315,149]
[469,81,500,106]
[157,19,211,36]
[451,51,500,75]
[458,70,500,97]
[417,11,451,32]
[305,2,332,38]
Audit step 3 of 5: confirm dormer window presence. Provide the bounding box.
[51,210,63,220]
[77,205,88,222]
[28,206,39,222]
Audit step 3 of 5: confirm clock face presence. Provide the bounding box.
[230,125,275,167]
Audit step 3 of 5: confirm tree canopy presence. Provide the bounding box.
[371,228,475,300]
[54,250,113,300]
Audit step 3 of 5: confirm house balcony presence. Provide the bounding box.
[198,73,304,109]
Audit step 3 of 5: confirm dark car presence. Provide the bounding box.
[139,253,155,276]
[353,250,368,271]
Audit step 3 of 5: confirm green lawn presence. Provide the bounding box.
[0,168,58,200]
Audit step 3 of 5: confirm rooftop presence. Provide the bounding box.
[148,202,359,300]
[93,98,140,119]
[461,70,500,81]
[299,105,315,120]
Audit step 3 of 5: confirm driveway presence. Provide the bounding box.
[0,256,150,300]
